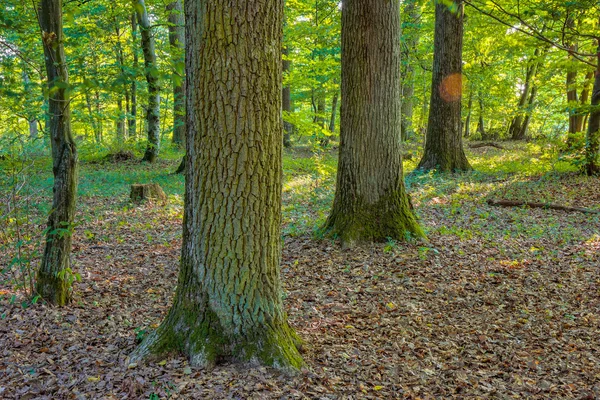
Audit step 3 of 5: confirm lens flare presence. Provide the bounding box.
[439,73,463,102]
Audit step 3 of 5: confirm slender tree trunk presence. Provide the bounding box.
[400,0,419,141]
[36,0,78,306]
[585,43,600,175]
[477,91,486,138]
[575,70,594,132]
[417,0,471,172]
[113,15,128,139]
[129,13,138,138]
[116,98,125,139]
[22,70,39,139]
[282,46,293,148]
[131,0,303,371]
[324,0,424,246]
[329,91,338,134]
[167,0,186,148]
[520,85,537,140]
[464,89,473,138]
[509,48,540,140]
[135,0,161,163]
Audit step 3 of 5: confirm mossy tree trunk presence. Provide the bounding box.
[585,43,600,176]
[324,0,424,246]
[135,0,161,163]
[167,0,186,148]
[417,0,471,172]
[36,0,78,306]
[131,0,303,371]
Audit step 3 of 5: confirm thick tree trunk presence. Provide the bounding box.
[131,0,303,371]
[129,13,138,138]
[282,47,293,148]
[135,0,161,163]
[324,0,424,246]
[36,0,78,306]
[167,0,186,148]
[585,44,600,176]
[400,0,419,141]
[417,0,471,172]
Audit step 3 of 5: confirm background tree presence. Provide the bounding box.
[35,0,78,305]
[131,0,303,370]
[324,0,424,245]
[167,0,185,148]
[417,0,471,172]
[135,0,161,163]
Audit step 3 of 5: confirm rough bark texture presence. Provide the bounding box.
[585,44,600,176]
[130,183,167,203]
[136,0,161,163]
[167,0,186,148]
[417,0,471,172]
[324,0,424,246]
[131,0,303,371]
[282,47,293,148]
[36,0,78,306]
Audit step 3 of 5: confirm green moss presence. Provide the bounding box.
[325,189,425,246]
[35,270,71,306]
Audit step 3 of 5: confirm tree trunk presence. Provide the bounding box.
[129,13,138,138]
[400,0,419,141]
[509,48,540,140]
[324,0,424,246]
[575,70,594,133]
[417,0,471,172]
[476,91,486,139]
[329,91,338,134]
[520,85,537,139]
[36,0,78,306]
[282,46,293,148]
[135,0,161,163]
[167,0,186,148]
[585,44,600,175]
[464,89,473,138]
[131,0,303,371]
[114,15,128,139]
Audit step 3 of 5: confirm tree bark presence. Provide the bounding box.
[324,0,424,246]
[135,0,161,163]
[417,0,471,172]
[167,0,186,148]
[585,43,600,175]
[131,0,303,371]
[36,0,78,306]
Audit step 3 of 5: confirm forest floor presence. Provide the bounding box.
[1,141,599,399]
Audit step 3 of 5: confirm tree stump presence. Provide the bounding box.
[130,183,167,204]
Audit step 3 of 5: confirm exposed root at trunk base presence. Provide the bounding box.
[129,307,304,374]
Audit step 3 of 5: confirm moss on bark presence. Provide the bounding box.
[325,190,425,246]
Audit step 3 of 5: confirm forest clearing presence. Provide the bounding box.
[1,144,599,399]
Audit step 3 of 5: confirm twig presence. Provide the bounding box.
[487,199,600,214]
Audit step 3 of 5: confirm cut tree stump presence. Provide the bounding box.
[468,142,505,150]
[487,199,599,214]
[130,183,167,204]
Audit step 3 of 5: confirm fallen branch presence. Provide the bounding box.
[487,199,600,214]
[469,142,505,150]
